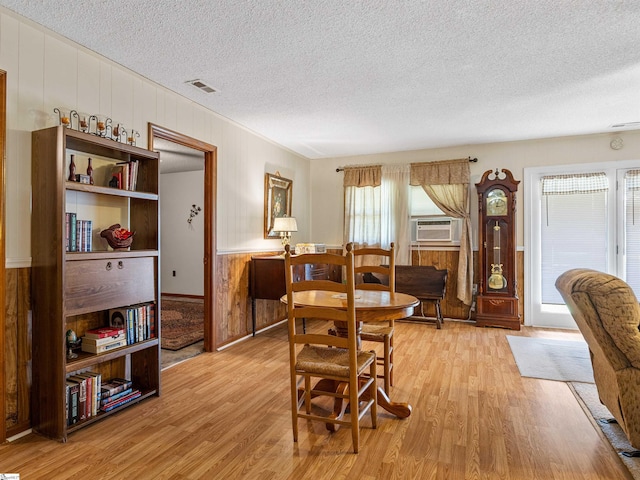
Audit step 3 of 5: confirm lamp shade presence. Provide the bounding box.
[273,216,298,233]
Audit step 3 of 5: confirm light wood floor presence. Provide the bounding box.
[0,320,632,479]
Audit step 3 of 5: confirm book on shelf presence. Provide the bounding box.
[112,160,139,191]
[65,213,92,252]
[65,212,77,252]
[66,371,102,420]
[100,387,133,406]
[66,375,88,421]
[100,378,133,398]
[101,389,142,412]
[84,326,125,340]
[81,371,102,417]
[109,303,155,345]
[82,333,126,347]
[81,338,127,354]
[66,381,80,426]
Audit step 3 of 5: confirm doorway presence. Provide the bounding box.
[525,159,640,329]
[148,124,217,352]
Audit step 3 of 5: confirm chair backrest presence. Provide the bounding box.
[351,242,395,293]
[284,244,357,353]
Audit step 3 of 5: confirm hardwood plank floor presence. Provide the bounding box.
[0,320,631,479]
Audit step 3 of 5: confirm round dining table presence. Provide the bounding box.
[281,289,419,421]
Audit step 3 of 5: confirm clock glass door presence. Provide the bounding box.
[485,218,508,292]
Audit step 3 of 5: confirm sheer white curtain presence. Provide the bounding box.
[343,165,382,249]
[381,164,411,265]
[343,164,410,264]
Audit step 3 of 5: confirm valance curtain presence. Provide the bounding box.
[411,159,473,305]
[343,164,411,265]
[343,165,382,251]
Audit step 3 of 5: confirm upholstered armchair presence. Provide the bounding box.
[556,268,640,450]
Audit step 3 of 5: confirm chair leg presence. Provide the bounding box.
[383,335,391,394]
[291,374,299,442]
[351,379,360,454]
[435,300,443,329]
[370,357,378,429]
[305,375,312,414]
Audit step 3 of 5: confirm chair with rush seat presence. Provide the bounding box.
[352,242,396,395]
[284,244,377,453]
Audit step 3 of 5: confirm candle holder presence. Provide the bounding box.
[112,123,127,143]
[95,115,112,138]
[78,113,90,133]
[127,130,140,146]
[54,108,71,128]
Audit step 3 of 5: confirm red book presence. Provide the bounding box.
[84,327,125,340]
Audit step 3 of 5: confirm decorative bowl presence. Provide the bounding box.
[100,224,135,250]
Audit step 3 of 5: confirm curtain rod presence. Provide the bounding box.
[335,156,478,172]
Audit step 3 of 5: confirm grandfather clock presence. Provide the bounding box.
[475,168,521,330]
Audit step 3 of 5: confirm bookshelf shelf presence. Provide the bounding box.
[65,338,160,373]
[66,250,159,261]
[66,389,157,434]
[31,126,161,441]
[65,181,159,200]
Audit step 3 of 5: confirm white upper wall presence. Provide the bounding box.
[310,130,640,248]
[0,8,310,266]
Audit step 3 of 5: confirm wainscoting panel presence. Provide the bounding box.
[5,267,31,436]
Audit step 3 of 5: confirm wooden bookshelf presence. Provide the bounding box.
[31,126,161,441]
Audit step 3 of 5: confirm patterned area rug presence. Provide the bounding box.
[161,299,204,350]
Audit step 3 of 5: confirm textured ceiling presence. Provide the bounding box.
[2,1,640,159]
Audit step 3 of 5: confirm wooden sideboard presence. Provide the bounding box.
[249,255,341,335]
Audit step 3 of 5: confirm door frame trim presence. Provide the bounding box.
[148,124,217,351]
[0,70,7,442]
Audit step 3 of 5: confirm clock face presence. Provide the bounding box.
[486,188,508,216]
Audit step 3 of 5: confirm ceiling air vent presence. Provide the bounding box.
[185,79,217,94]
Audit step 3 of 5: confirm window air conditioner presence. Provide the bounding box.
[415,218,453,242]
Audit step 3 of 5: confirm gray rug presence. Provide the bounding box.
[161,340,204,370]
[506,335,595,383]
[570,381,640,479]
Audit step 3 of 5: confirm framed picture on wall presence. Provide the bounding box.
[264,173,293,238]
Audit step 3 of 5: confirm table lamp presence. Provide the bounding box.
[273,216,298,248]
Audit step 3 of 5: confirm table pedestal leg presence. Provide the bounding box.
[301,378,412,431]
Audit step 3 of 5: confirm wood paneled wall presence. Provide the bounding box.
[412,250,525,324]
[5,267,31,436]
[5,249,525,435]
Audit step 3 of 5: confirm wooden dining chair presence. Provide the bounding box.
[284,244,377,453]
[351,242,396,395]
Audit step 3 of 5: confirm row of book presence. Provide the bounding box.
[65,213,93,252]
[110,160,139,191]
[109,303,156,345]
[66,375,141,425]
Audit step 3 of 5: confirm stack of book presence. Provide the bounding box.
[108,303,156,345]
[81,327,127,354]
[100,378,141,413]
[66,371,101,426]
[65,212,92,252]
